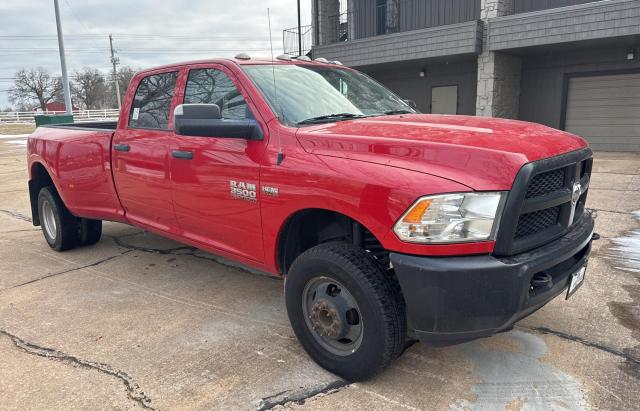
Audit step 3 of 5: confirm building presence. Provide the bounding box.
[34,102,78,113]
[303,0,640,151]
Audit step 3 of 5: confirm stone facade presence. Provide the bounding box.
[480,0,513,19]
[476,51,522,118]
[312,0,340,46]
[475,0,521,118]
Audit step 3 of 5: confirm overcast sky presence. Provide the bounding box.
[0,0,311,108]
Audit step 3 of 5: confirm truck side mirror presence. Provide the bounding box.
[173,103,263,140]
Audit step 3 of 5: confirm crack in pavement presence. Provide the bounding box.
[0,208,32,222]
[0,328,156,410]
[111,234,275,279]
[257,379,350,410]
[1,251,132,292]
[520,326,640,369]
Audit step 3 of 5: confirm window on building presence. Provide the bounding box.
[376,0,399,35]
[128,72,178,129]
[184,69,250,120]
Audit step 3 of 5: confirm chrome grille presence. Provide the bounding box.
[525,168,564,199]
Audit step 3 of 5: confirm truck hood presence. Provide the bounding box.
[296,114,588,190]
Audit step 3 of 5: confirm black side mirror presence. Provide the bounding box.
[173,104,263,140]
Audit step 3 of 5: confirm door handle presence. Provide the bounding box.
[114,143,130,152]
[172,150,193,160]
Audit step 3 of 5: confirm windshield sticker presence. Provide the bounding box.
[132,107,140,120]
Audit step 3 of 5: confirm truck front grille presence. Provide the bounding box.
[493,149,593,256]
[515,206,560,239]
[525,169,564,198]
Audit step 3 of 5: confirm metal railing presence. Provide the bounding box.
[323,0,480,44]
[283,25,313,57]
[0,109,120,124]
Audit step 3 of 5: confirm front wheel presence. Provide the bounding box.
[285,242,406,381]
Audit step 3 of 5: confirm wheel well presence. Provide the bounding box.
[29,162,54,226]
[277,209,390,275]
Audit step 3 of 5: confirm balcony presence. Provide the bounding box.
[283,25,313,57]
[320,0,480,45]
[488,0,640,51]
[312,0,482,67]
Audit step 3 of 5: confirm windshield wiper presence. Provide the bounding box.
[297,113,366,125]
[380,109,414,115]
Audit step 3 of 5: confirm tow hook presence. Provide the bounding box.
[592,232,600,240]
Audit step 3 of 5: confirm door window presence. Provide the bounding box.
[128,71,178,129]
[184,68,251,120]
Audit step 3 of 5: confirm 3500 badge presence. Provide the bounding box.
[230,180,257,201]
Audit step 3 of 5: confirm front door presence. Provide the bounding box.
[170,65,266,262]
[431,85,458,114]
[112,70,180,232]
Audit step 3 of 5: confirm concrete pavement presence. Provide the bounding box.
[0,136,638,410]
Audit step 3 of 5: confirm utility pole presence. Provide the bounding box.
[297,0,302,56]
[53,0,72,115]
[109,34,121,109]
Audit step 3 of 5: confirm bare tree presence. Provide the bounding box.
[71,68,108,109]
[9,68,63,111]
[107,66,137,108]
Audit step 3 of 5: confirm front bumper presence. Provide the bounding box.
[390,212,594,346]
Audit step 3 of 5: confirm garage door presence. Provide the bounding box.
[565,72,640,151]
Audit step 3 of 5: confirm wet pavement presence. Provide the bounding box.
[0,136,638,410]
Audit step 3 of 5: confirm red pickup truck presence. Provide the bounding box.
[27,56,594,381]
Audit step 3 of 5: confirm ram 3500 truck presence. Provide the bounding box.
[27,56,594,381]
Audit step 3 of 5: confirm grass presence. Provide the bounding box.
[0,123,36,135]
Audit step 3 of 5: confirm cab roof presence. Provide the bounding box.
[138,56,343,74]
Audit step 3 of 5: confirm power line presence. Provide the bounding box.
[0,34,267,40]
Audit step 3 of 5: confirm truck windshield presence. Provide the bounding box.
[242,64,416,126]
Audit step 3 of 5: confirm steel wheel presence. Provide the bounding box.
[302,276,364,356]
[41,198,57,240]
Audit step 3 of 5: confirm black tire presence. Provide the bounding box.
[78,218,102,246]
[37,186,78,251]
[285,242,406,381]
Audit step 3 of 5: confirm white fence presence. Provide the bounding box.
[0,109,120,124]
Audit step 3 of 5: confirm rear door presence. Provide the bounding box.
[112,70,180,232]
[169,65,266,262]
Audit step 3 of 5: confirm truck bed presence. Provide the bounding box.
[28,123,124,222]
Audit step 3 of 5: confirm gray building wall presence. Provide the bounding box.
[519,46,640,129]
[488,0,640,51]
[366,59,478,114]
[513,0,603,13]
[313,20,482,67]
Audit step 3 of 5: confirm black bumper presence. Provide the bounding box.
[390,212,594,346]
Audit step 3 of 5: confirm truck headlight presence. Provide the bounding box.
[393,192,506,244]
